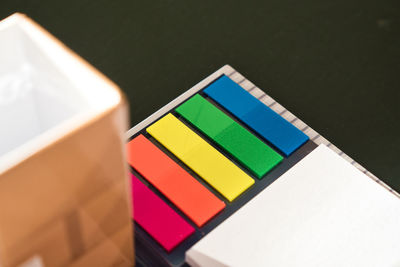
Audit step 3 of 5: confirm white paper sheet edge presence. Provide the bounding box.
[186,144,400,267]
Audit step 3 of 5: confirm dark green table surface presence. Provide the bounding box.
[2,0,399,192]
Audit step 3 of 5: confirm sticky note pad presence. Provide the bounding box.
[204,75,309,156]
[147,114,254,202]
[127,135,225,227]
[131,174,195,252]
[186,144,400,267]
[176,94,283,178]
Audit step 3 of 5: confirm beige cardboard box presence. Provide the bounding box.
[0,13,134,266]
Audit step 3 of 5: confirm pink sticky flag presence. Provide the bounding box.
[131,174,195,252]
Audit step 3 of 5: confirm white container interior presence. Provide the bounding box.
[0,14,121,173]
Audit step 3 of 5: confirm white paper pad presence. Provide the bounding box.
[186,144,400,267]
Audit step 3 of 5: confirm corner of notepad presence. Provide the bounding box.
[218,64,235,75]
[186,248,228,267]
